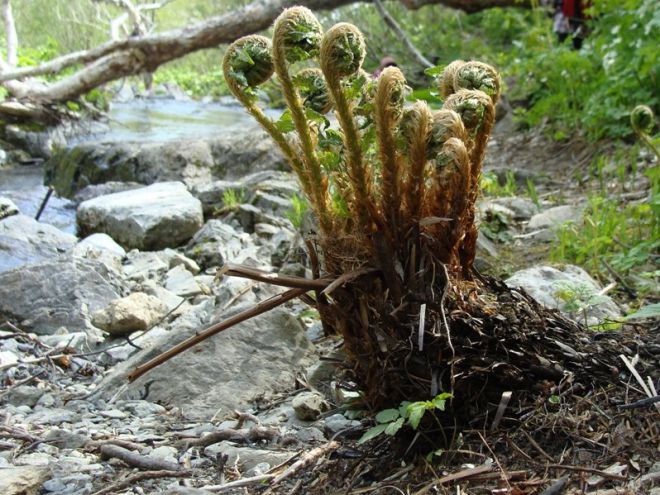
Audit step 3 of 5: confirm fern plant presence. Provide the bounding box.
[222,7,499,408]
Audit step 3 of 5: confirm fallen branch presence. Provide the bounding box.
[414,464,495,494]
[546,464,628,481]
[268,440,339,486]
[180,424,279,449]
[203,473,275,492]
[619,394,660,410]
[90,469,191,495]
[99,443,182,471]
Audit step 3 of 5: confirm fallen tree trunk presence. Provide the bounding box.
[1,0,529,109]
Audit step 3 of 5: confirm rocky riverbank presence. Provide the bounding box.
[2,110,654,494]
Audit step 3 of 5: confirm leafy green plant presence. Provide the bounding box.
[553,281,614,328]
[220,188,246,211]
[286,193,309,229]
[480,170,517,197]
[358,393,452,444]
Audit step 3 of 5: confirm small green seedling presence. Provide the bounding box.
[358,393,452,444]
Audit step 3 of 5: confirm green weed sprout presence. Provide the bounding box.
[222,7,500,408]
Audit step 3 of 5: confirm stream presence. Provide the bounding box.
[0,98,276,234]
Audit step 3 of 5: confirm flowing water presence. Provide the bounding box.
[1,98,277,234]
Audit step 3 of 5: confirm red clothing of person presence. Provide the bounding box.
[562,0,592,19]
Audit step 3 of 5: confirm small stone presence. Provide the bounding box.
[292,391,327,421]
[91,292,169,336]
[324,413,361,436]
[164,248,200,274]
[99,408,128,419]
[149,445,179,464]
[0,197,19,218]
[5,385,44,407]
[165,265,203,297]
[295,426,326,443]
[44,429,88,450]
[0,466,50,495]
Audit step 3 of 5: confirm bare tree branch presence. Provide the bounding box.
[373,0,433,68]
[2,0,17,68]
[0,0,529,113]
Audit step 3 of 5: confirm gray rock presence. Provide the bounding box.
[0,466,50,495]
[0,214,77,273]
[71,233,126,275]
[74,233,126,258]
[26,408,79,425]
[165,265,203,298]
[0,258,123,336]
[203,443,290,472]
[91,292,169,336]
[163,248,200,274]
[96,307,317,419]
[117,400,166,417]
[139,280,188,314]
[0,197,19,219]
[295,426,326,443]
[505,265,622,325]
[527,204,584,240]
[123,250,170,282]
[5,385,44,407]
[185,219,259,270]
[487,197,539,221]
[292,391,327,421]
[324,413,361,436]
[44,429,88,449]
[47,131,286,198]
[254,190,292,215]
[73,181,143,204]
[149,446,179,465]
[77,182,203,250]
[160,488,215,495]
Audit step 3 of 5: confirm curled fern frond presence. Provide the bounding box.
[376,66,406,123]
[453,61,501,104]
[294,68,332,114]
[222,35,274,97]
[631,104,655,135]
[320,23,366,80]
[376,66,407,232]
[438,60,465,99]
[443,89,494,139]
[428,109,467,162]
[402,100,434,220]
[273,6,323,64]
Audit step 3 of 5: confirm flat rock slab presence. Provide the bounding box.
[77,182,203,250]
[0,214,77,273]
[99,307,316,420]
[0,258,123,336]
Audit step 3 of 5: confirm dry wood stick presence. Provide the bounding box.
[220,263,331,290]
[90,469,192,495]
[546,464,628,481]
[181,425,279,449]
[203,474,275,492]
[99,443,181,471]
[413,464,495,495]
[269,440,339,486]
[127,287,307,382]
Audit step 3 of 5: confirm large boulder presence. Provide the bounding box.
[0,214,77,273]
[505,265,622,325]
[46,131,287,198]
[0,258,124,336]
[97,305,316,419]
[77,182,203,250]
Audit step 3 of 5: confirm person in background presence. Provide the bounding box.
[372,56,398,78]
[562,0,591,49]
[547,0,591,50]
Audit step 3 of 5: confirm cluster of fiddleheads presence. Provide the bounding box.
[223,7,499,276]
